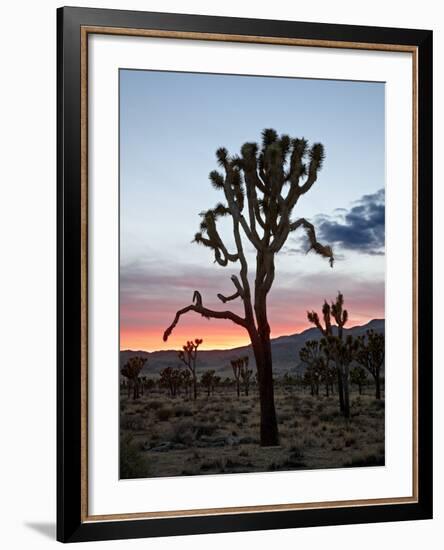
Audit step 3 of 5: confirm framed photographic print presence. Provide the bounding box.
[57,6,433,543]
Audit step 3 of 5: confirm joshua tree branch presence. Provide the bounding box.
[223,178,262,249]
[163,291,246,341]
[310,315,327,337]
[230,274,244,296]
[217,289,241,303]
[209,222,239,266]
[298,171,318,196]
[244,170,266,232]
[289,217,334,267]
[217,274,245,303]
[194,227,239,266]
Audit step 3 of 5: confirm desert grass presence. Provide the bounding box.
[120,385,384,479]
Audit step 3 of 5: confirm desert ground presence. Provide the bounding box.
[120,381,385,479]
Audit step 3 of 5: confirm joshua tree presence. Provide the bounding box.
[140,376,147,396]
[164,129,333,446]
[307,292,351,416]
[355,330,385,399]
[201,369,218,397]
[213,374,221,393]
[180,369,193,399]
[121,356,146,400]
[317,342,336,396]
[231,358,243,398]
[299,340,324,397]
[325,363,336,397]
[178,339,202,400]
[303,365,321,396]
[350,365,368,395]
[231,356,251,397]
[330,334,359,416]
[159,366,182,398]
[240,357,253,396]
[300,340,320,394]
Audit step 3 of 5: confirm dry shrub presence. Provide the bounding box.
[156,407,173,422]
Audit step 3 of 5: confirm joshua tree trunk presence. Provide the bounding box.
[133,380,140,400]
[342,367,350,419]
[252,337,279,446]
[375,373,381,400]
[356,329,384,401]
[336,364,345,412]
[253,270,279,446]
[193,374,197,400]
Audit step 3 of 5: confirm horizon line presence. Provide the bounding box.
[120,317,385,354]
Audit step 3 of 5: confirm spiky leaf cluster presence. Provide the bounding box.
[307,292,347,336]
[195,128,333,267]
[121,356,146,381]
[355,329,385,377]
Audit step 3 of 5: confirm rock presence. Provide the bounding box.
[148,441,187,452]
[149,442,172,452]
[195,435,243,448]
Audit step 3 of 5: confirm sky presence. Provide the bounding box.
[120,69,385,351]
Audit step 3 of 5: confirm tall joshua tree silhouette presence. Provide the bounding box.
[164,129,334,446]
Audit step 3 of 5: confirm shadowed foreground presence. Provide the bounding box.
[120,384,384,479]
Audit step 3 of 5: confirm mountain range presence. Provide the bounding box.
[120,318,384,378]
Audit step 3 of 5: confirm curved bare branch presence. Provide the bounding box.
[217,274,245,303]
[217,290,240,303]
[289,218,334,267]
[163,291,247,341]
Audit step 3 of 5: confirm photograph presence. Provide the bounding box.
[119,69,386,479]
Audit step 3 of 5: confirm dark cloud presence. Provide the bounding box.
[317,188,385,255]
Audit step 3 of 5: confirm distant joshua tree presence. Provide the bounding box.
[331,334,359,412]
[299,340,323,396]
[164,129,333,446]
[350,365,368,395]
[355,329,385,399]
[201,369,219,397]
[307,292,353,417]
[159,366,182,398]
[178,339,203,400]
[180,369,193,399]
[240,357,253,396]
[121,356,146,400]
[231,357,250,397]
[231,358,242,398]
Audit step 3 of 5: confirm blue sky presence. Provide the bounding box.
[119,69,385,351]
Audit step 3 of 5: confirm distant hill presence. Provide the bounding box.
[120,319,384,378]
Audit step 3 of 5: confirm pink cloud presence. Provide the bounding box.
[120,260,384,350]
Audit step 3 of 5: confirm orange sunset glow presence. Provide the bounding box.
[120,309,382,352]
[120,326,251,352]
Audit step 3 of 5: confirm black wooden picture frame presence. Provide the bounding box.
[57,6,433,543]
